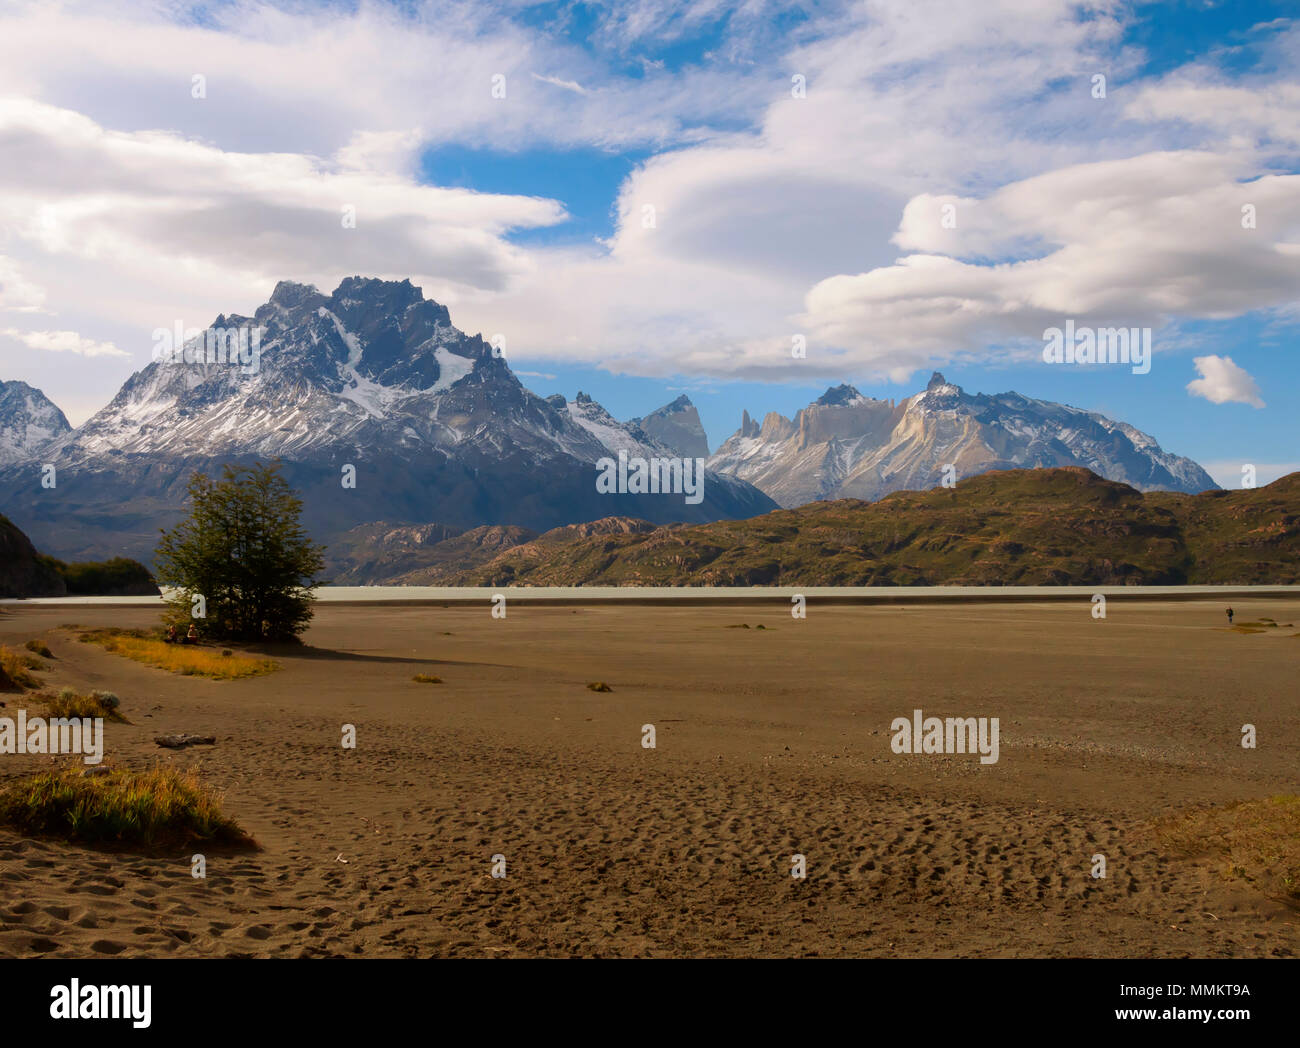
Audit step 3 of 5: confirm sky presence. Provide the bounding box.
[0,0,1296,486]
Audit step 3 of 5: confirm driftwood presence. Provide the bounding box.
[154,733,216,749]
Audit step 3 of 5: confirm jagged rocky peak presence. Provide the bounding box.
[815,383,865,407]
[708,370,1218,508]
[922,371,963,399]
[631,393,710,458]
[0,379,72,466]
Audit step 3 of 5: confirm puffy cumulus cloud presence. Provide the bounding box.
[800,151,1300,374]
[456,0,1158,379]
[0,327,127,358]
[0,98,566,342]
[1187,355,1266,408]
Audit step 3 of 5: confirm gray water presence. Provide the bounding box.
[4,584,1297,605]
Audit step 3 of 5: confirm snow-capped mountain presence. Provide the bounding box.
[708,372,1217,507]
[0,379,71,467]
[629,394,710,458]
[0,277,775,565]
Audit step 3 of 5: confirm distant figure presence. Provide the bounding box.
[186,624,199,644]
[1226,607,1234,625]
[165,624,178,644]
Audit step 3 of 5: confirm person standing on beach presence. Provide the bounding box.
[1226,607,1234,624]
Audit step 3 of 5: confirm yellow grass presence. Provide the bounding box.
[0,765,256,849]
[78,629,278,680]
[0,644,42,689]
[1156,794,1300,901]
[37,688,128,723]
[412,673,442,684]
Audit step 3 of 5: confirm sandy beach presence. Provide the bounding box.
[1,598,1296,958]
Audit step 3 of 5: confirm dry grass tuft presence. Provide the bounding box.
[0,765,256,850]
[36,687,128,723]
[1156,794,1300,902]
[0,645,43,690]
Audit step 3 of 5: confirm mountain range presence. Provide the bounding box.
[0,276,1221,574]
[708,372,1216,507]
[0,277,772,568]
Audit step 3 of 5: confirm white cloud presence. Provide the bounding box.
[0,0,1296,398]
[0,255,45,311]
[797,152,1300,374]
[1187,354,1265,408]
[0,97,569,341]
[531,73,588,96]
[0,327,127,358]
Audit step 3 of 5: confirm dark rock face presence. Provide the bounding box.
[0,514,65,597]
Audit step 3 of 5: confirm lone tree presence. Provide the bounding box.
[155,462,326,641]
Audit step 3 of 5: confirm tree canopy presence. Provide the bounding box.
[155,462,327,641]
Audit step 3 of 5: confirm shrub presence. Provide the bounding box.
[0,646,41,690]
[154,462,326,641]
[412,673,442,684]
[41,689,127,723]
[24,639,52,658]
[0,766,255,849]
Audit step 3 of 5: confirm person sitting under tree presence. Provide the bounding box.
[165,624,178,644]
[186,623,199,644]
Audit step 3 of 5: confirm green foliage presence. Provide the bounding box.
[154,461,327,641]
[35,553,156,595]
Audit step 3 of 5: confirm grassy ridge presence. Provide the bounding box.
[431,468,1300,587]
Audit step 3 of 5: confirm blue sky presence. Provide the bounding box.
[0,0,1297,484]
[409,0,1300,478]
